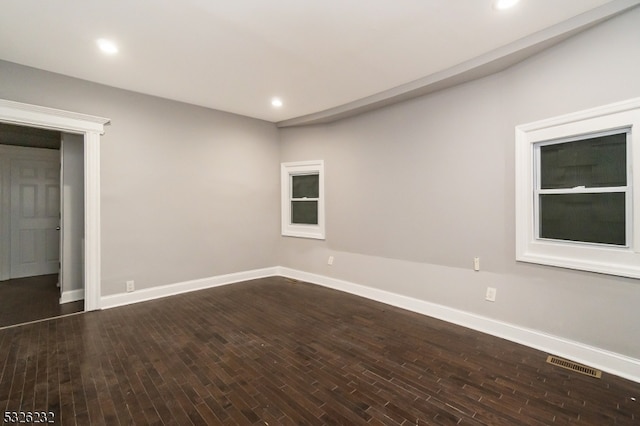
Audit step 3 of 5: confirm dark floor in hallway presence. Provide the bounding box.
[0,274,83,328]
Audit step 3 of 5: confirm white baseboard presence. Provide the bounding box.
[100,267,279,309]
[277,267,640,383]
[60,288,84,304]
[96,265,640,383]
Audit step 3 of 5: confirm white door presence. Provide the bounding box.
[10,158,61,278]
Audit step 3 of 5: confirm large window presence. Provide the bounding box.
[516,98,640,278]
[536,131,629,246]
[281,160,325,239]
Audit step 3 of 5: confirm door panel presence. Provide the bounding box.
[10,158,60,278]
[20,184,37,217]
[19,229,36,263]
[46,184,60,216]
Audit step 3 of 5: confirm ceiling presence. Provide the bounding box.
[0,0,635,124]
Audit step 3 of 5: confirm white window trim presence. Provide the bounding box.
[515,97,640,279]
[281,160,325,240]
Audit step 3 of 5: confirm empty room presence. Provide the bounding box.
[1,0,640,424]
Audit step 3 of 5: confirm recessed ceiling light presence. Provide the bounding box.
[493,0,520,10]
[271,97,283,108]
[96,38,118,55]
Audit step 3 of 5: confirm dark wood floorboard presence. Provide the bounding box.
[0,276,638,425]
[0,275,84,328]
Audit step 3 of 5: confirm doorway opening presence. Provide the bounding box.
[0,98,109,316]
[0,124,86,327]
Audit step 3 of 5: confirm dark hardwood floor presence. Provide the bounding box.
[0,276,638,425]
[0,274,83,328]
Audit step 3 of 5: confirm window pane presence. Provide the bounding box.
[540,133,626,189]
[292,174,319,198]
[539,193,625,245]
[292,201,318,224]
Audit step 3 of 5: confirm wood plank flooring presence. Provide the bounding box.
[0,275,83,328]
[0,276,638,425]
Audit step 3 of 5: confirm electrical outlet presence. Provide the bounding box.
[126,280,135,292]
[473,257,480,271]
[485,287,497,302]
[328,255,334,265]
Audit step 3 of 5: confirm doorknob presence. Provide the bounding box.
[56,226,61,230]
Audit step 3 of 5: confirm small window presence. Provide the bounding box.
[516,97,640,278]
[291,174,319,225]
[281,160,325,239]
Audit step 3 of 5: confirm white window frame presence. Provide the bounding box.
[281,160,325,240]
[516,98,640,279]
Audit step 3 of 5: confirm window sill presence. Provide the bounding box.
[282,227,325,240]
[517,239,640,278]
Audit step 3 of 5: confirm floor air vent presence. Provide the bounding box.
[546,355,602,378]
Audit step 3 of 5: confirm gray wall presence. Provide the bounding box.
[278,8,640,358]
[0,60,281,296]
[61,133,84,294]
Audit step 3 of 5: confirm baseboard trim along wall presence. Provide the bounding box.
[60,288,85,304]
[277,267,640,384]
[100,267,280,309]
[100,265,640,383]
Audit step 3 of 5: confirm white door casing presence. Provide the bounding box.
[0,99,109,311]
[10,155,60,278]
